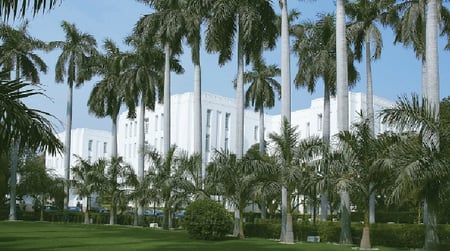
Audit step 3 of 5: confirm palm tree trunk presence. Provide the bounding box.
[279,0,292,243]
[320,83,331,222]
[424,199,440,251]
[64,83,74,211]
[259,108,265,153]
[236,17,244,160]
[193,62,203,183]
[360,207,371,249]
[366,32,376,223]
[110,117,118,225]
[9,61,21,221]
[422,59,428,99]
[336,0,352,244]
[163,42,171,156]
[137,101,145,226]
[426,0,439,109]
[239,207,245,239]
[9,142,18,221]
[111,116,118,158]
[84,196,90,224]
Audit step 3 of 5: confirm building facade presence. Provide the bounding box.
[45,128,112,207]
[46,92,393,207]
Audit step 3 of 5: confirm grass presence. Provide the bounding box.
[0,221,408,251]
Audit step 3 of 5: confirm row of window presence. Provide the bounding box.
[124,113,165,139]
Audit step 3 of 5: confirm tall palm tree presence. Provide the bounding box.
[121,32,182,225]
[136,0,185,158]
[206,0,277,237]
[206,0,278,159]
[71,156,107,224]
[50,21,98,210]
[380,95,449,251]
[0,0,59,20]
[336,0,352,245]
[121,34,163,226]
[0,21,49,220]
[184,0,213,184]
[244,57,281,153]
[346,0,388,225]
[88,39,125,159]
[293,13,358,222]
[278,0,292,243]
[389,0,449,99]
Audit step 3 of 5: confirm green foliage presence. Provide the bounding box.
[182,199,232,240]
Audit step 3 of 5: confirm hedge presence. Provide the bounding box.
[245,222,450,249]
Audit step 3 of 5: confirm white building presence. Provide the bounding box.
[45,128,112,207]
[118,91,394,167]
[46,92,394,207]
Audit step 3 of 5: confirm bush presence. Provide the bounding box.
[182,199,232,240]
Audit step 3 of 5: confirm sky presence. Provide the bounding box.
[8,0,450,133]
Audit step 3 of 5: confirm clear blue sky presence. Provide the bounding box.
[11,0,450,132]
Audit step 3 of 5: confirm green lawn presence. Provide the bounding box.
[0,221,407,251]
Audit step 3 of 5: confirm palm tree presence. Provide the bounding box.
[145,145,192,230]
[206,0,277,237]
[121,32,182,225]
[136,0,185,158]
[206,149,272,239]
[380,95,449,250]
[346,0,383,225]
[332,117,399,249]
[0,77,63,155]
[0,0,59,20]
[279,0,292,243]
[101,156,130,225]
[88,39,125,159]
[184,0,213,184]
[293,13,359,222]
[336,0,352,245]
[389,1,449,100]
[206,0,278,159]
[0,22,50,220]
[50,21,98,210]
[243,57,281,153]
[71,156,107,224]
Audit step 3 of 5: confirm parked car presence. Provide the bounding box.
[90,206,109,213]
[44,205,60,212]
[144,209,163,217]
[67,206,81,212]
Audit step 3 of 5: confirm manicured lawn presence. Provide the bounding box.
[0,221,407,251]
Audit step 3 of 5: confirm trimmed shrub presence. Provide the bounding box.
[182,199,232,240]
[245,223,280,239]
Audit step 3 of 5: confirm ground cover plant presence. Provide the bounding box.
[0,221,409,251]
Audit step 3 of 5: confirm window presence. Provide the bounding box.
[206,109,212,127]
[225,113,230,130]
[224,137,229,152]
[129,122,132,137]
[205,134,210,152]
[254,126,259,141]
[160,137,163,151]
[103,142,107,154]
[317,114,323,131]
[306,122,311,138]
[155,115,159,131]
[160,114,164,129]
[134,121,137,136]
[125,124,128,138]
[145,118,149,134]
[88,140,93,151]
